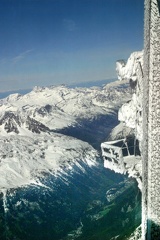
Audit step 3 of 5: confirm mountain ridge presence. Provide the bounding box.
[0,80,131,191]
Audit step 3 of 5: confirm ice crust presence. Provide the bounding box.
[103,51,143,189]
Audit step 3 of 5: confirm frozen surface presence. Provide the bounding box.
[102,51,143,189]
[116,51,143,82]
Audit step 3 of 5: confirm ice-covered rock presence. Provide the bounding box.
[108,122,134,141]
[118,51,143,145]
[102,51,143,189]
[116,51,143,82]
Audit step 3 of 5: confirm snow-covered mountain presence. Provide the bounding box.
[0,82,130,133]
[0,80,131,191]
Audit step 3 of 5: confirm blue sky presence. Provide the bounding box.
[0,0,144,91]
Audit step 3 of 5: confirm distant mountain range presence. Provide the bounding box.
[0,80,131,191]
[0,79,117,99]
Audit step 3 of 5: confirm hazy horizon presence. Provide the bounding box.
[0,0,143,91]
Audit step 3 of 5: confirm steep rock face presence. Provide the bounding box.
[26,116,50,133]
[0,111,50,134]
[0,112,21,134]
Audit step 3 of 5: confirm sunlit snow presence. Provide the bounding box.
[0,80,131,191]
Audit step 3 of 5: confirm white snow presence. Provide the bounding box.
[117,51,143,144]
[116,51,143,81]
[108,122,134,140]
[102,51,143,189]
[127,225,142,240]
[118,93,137,129]
[0,80,131,191]
[0,133,98,191]
[0,81,131,132]
[123,156,142,190]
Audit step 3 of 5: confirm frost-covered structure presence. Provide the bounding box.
[118,51,143,147]
[102,0,160,239]
[116,51,143,83]
[101,50,143,189]
[101,138,142,187]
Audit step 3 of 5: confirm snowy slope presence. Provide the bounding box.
[0,133,97,191]
[0,80,131,191]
